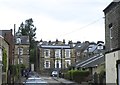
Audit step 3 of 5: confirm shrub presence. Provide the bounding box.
[99,70,106,83]
[64,70,90,83]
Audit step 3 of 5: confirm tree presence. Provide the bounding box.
[17,18,37,63]
[18,18,36,48]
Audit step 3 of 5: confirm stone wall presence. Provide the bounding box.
[104,2,120,52]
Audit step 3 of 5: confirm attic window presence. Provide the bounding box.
[78,45,81,48]
[16,38,21,44]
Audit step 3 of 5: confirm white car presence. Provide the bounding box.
[51,71,58,77]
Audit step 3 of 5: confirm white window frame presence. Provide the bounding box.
[44,60,50,68]
[18,58,23,64]
[55,49,61,58]
[44,49,50,58]
[0,48,2,61]
[97,45,104,50]
[18,47,23,55]
[65,60,71,68]
[55,60,61,68]
[16,38,21,44]
[20,58,23,64]
[65,49,70,58]
[77,52,80,56]
[110,27,113,39]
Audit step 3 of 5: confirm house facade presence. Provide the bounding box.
[38,40,76,76]
[74,41,105,83]
[103,0,120,84]
[14,36,30,68]
[0,35,9,84]
[0,29,14,83]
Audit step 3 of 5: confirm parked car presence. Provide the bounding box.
[25,71,40,79]
[51,70,58,77]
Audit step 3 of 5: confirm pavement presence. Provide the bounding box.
[51,77,81,85]
[15,76,26,83]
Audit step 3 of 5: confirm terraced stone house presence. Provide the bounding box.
[14,36,30,68]
[38,40,76,76]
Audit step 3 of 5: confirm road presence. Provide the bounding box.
[22,76,80,85]
[40,76,80,85]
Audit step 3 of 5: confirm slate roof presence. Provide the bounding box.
[16,36,29,45]
[74,42,89,52]
[75,54,105,68]
[0,30,12,37]
[103,1,119,14]
[84,43,105,54]
[40,45,71,49]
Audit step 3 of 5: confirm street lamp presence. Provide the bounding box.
[61,47,63,78]
[16,31,22,83]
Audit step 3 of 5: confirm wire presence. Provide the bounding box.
[58,17,104,38]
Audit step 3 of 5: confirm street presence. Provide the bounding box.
[22,76,80,85]
[42,76,79,85]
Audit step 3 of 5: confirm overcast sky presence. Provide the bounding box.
[0,0,113,43]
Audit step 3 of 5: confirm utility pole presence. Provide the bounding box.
[16,31,22,83]
[12,24,16,83]
[61,47,63,77]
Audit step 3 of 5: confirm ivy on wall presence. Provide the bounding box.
[2,48,7,72]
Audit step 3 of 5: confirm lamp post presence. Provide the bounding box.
[61,47,63,78]
[16,31,22,83]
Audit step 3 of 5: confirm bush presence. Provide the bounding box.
[64,70,90,83]
[99,70,106,83]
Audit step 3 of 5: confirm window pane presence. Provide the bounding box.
[55,49,61,58]
[44,49,50,58]
[18,47,23,55]
[44,60,50,68]
[65,60,71,68]
[65,49,70,58]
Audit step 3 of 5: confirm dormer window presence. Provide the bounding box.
[16,38,21,44]
[97,44,103,50]
[27,39,29,43]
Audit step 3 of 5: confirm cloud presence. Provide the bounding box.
[0,0,110,42]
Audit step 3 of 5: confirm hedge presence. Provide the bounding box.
[64,70,90,83]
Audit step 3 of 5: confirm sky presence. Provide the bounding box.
[0,0,113,43]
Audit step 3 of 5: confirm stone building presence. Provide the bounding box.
[0,29,14,83]
[103,0,120,84]
[104,1,120,52]
[0,35,9,84]
[14,36,30,68]
[38,40,76,76]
